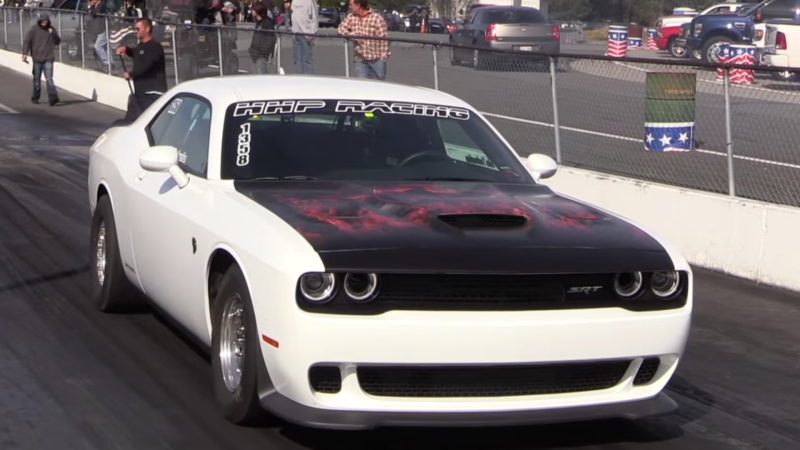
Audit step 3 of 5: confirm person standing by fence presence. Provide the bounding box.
[22,13,60,106]
[116,18,167,121]
[290,0,317,74]
[336,0,389,80]
[249,1,278,74]
[88,0,113,70]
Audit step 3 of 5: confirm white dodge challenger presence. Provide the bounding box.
[87,75,692,430]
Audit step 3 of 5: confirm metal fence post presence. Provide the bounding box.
[550,55,562,164]
[432,44,439,90]
[217,27,223,76]
[3,9,8,49]
[80,14,85,68]
[19,9,23,49]
[275,33,281,74]
[723,67,735,197]
[58,12,62,62]
[105,16,111,74]
[343,38,349,77]
[171,25,179,84]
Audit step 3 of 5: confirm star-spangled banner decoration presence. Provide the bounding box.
[644,122,695,152]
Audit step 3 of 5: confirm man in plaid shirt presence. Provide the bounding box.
[337,0,389,80]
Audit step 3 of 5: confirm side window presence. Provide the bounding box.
[58,0,78,10]
[760,0,795,20]
[438,120,497,170]
[148,96,212,177]
[467,9,480,24]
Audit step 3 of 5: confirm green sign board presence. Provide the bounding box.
[644,72,697,152]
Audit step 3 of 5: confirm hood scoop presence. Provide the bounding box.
[437,213,529,230]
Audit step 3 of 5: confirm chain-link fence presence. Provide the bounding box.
[3,7,800,208]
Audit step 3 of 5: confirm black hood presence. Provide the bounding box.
[234,180,675,273]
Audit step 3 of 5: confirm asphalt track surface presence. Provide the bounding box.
[10,21,798,207]
[3,65,800,450]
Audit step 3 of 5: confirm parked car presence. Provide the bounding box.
[764,18,800,80]
[658,3,755,58]
[686,0,800,63]
[449,6,560,70]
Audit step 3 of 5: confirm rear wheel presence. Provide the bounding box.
[211,263,266,425]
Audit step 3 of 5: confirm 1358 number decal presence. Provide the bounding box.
[237,122,251,167]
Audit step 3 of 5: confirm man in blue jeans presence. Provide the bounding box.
[337,0,389,80]
[22,13,61,106]
[289,0,318,74]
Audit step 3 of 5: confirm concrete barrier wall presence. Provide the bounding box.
[0,49,130,111]
[3,48,799,292]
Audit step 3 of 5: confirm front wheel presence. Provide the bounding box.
[211,263,266,425]
[89,195,142,313]
[669,38,687,58]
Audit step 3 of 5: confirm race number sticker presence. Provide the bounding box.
[237,122,251,167]
[167,98,183,115]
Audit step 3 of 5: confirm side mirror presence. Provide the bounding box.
[525,153,558,182]
[139,145,190,188]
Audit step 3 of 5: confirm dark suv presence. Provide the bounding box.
[686,0,800,62]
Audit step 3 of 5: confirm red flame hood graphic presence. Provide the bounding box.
[233,180,664,257]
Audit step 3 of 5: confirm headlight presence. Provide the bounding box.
[343,273,379,302]
[694,24,702,36]
[299,272,336,303]
[650,270,681,299]
[613,271,644,298]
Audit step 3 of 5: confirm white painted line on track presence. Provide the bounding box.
[0,102,20,114]
[480,111,800,171]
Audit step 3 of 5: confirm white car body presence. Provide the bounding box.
[765,20,800,66]
[87,75,693,430]
[656,3,753,29]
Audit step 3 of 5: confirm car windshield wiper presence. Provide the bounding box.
[245,175,318,181]
[404,177,491,182]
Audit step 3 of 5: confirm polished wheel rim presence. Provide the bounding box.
[220,294,246,392]
[95,221,106,286]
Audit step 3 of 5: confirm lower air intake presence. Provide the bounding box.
[357,360,631,397]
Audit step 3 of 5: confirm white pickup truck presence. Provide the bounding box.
[764,19,800,81]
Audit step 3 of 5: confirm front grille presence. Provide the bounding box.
[437,213,528,229]
[633,358,660,385]
[357,360,632,397]
[296,272,690,314]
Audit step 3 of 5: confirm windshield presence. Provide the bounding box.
[738,1,767,16]
[485,10,546,24]
[220,99,534,184]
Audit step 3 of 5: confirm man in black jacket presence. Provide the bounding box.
[22,13,61,106]
[116,18,168,121]
[249,1,277,74]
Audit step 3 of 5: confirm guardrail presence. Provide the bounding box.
[3,7,800,209]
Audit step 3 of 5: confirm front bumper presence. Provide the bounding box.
[254,296,692,429]
[487,41,560,58]
[686,36,703,52]
[258,381,678,430]
[765,53,789,68]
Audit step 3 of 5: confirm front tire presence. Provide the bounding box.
[89,195,141,313]
[211,263,265,425]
